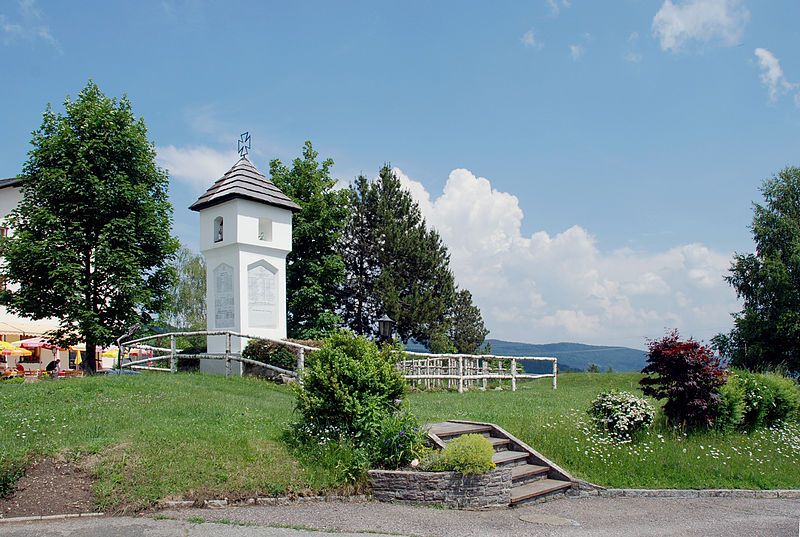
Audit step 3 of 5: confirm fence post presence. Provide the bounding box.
[170,334,177,374]
[225,332,232,379]
[297,347,304,381]
[498,361,504,390]
[458,356,464,393]
[482,359,488,391]
[552,358,558,390]
[511,358,517,391]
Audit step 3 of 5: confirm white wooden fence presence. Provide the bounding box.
[397,351,557,393]
[116,331,557,392]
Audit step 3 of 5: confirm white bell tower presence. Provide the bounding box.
[189,150,300,375]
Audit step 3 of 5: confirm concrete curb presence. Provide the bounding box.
[0,512,104,523]
[160,494,372,510]
[568,488,800,499]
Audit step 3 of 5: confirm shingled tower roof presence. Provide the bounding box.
[189,157,301,213]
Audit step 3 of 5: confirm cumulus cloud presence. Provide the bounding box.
[570,44,584,61]
[393,167,738,347]
[520,29,542,49]
[157,145,239,189]
[652,0,748,52]
[754,48,796,104]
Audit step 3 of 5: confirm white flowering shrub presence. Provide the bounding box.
[588,390,655,437]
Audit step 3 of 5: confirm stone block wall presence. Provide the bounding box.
[368,467,511,508]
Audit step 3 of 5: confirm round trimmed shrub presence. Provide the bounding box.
[292,331,406,441]
[589,390,654,437]
[434,434,496,475]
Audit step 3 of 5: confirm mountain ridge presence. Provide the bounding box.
[485,339,647,373]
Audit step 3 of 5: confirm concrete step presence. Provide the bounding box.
[428,422,492,439]
[492,449,529,466]
[511,463,549,483]
[488,436,511,451]
[510,479,572,505]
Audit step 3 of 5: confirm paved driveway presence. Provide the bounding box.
[1,497,798,536]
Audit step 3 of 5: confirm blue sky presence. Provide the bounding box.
[1,0,799,348]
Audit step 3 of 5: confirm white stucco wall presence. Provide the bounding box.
[198,198,293,375]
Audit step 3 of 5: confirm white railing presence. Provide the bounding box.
[115,331,557,392]
[117,330,315,380]
[396,351,557,393]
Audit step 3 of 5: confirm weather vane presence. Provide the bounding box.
[238,132,251,158]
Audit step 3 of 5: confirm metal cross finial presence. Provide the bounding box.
[238,132,251,158]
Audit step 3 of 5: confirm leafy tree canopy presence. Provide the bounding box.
[0,81,178,372]
[719,166,800,374]
[270,142,348,339]
[161,245,206,331]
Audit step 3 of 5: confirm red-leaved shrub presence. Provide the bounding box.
[640,330,726,429]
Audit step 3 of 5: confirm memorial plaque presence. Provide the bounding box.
[214,263,235,328]
[248,263,277,328]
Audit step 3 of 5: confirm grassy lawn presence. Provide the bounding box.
[0,373,309,511]
[409,372,800,490]
[1,371,799,512]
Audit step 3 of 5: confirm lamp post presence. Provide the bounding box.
[377,314,395,343]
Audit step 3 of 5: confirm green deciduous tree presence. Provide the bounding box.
[161,245,206,330]
[720,166,800,374]
[339,165,456,346]
[270,142,349,339]
[0,81,178,372]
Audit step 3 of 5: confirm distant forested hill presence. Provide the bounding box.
[485,340,647,373]
[402,339,647,373]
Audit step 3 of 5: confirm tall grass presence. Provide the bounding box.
[408,372,800,489]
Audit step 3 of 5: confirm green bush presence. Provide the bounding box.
[714,374,746,433]
[429,434,496,475]
[292,331,406,442]
[372,410,427,470]
[588,390,654,437]
[719,370,800,430]
[242,339,297,372]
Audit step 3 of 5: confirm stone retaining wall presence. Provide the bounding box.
[368,467,511,509]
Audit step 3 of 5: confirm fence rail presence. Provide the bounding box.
[115,331,557,392]
[396,353,557,393]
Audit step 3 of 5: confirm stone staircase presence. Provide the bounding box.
[427,420,572,505]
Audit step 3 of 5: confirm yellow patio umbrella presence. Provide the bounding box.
[74,350,82,366]
[1,348,32,356]
[0,341,16,351]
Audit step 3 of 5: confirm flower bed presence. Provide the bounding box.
[367,466,511,508]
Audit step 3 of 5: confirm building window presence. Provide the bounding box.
[258,218,272,242]
[214,217,223,243]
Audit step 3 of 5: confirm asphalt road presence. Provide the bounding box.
[1,497,798,537]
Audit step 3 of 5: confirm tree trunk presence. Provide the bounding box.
[83,336,97,374]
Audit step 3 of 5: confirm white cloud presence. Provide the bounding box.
[547,0,570,16]
[520,29,542,49]
[570,44,584,61]
[754,48,796,104]
[0,0,60,52]
[652,0,748,52]
[394,167,738,347]
[156,145,239,190]
[624,52,643,63]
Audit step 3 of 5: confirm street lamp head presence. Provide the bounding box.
[377,314,395,341]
